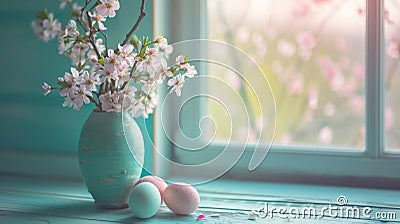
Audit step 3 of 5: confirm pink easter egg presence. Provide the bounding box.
[132,176,168,204]
[163,182,200,215]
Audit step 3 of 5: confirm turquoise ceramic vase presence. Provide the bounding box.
[78,110,144,209]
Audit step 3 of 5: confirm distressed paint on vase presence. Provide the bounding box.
[78,110,144,209]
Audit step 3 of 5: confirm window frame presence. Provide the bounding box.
[154,0,400,188]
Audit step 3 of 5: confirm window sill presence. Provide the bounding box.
[0,175,399,223]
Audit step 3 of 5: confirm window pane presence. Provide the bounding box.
[385,0,400,152]
[207,0,366,148]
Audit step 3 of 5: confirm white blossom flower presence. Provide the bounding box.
[156,34,168,48]
[63,67,80,84]
[116,67,130,86]
[176,55,185,64]
[104,49,119,73]
[99,91,128,112]
[160,44,173,55]
[88,11,107,31]
[60,67,80,97]
[99,91,113,111]
[129,90,158,118]
[73,86,93,110]
[124,85,137,96]
[138,57,158,74]
[31,20,44,40]
[130,98,146,118]
[141,82,155,94]
[42,82,52,96]
[96,0,120,18]
[101,87,156,115]
[155,58,172,82]
[109,93,123,112]
[78,70,100,92]
[118,44,135,65]
[119,86,138,110]
[183,63,197,78]
[58,21,79,55]
[66,20,79,37]
[167,74,185,96]
[101,70,119,83]
[62,96,74,108]
[146,47,159,58]
[160,59,172,77]
[68,42,90,65]
[57,37,67,54]
[42,13,62,42]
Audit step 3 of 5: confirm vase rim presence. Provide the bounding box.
[92,108,121,113]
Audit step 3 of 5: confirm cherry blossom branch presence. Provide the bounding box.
[86,11,101,59]
[120,0,147,48]
[120,60,139,90]
[79,0,95,32]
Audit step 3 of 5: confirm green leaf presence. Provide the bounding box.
[184,54,189,63]
[139,47,146,58]
[143,36,149,46]
[132,34,139,42]
[131,35,140,52]
[98,58,105,64]
[130,39,138,52]
[36,9,49,20]
[57,81,69,88]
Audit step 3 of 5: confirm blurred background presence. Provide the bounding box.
[206,0,400,152]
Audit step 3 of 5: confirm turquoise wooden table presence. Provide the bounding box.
[1,175,399,223]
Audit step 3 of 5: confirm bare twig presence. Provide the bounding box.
[79,0,93,31]
[86,11,101,59]
[119,0,147,48]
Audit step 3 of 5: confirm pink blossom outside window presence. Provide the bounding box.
[207,0,368,148]
[384,0,400,151]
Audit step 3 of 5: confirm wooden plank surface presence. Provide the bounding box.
[0,175,399,223]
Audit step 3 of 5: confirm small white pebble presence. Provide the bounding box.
[210,213,221,217]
